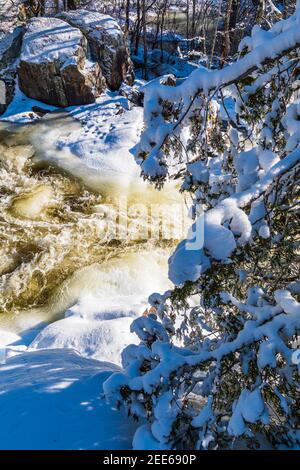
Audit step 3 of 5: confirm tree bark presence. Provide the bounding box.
[221,0,233,66]
[191,0,196,50]
[134,0,141,55]
[142,0,148,79]
[67,0,79,10]
[125,0,130,32]
[160,0,167,62]
[186,0,190,51]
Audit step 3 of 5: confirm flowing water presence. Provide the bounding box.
[0,113,186,333]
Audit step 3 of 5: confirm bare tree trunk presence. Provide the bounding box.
[199,2,209,57]
[134,0,141,55]
[153,11,161,50]
[67,0,79,10]
[125,0,130,31]
[221,0,233,66]
[209,0,222,68]
[229,0,239,53]
[27,0,43,16]
[142,0,148,79]
[282,0,296,17]
[186,0,189,51]
[160,0,167,62]
[191,0,196,50]
[254,0,265,23]
[40,0,45,16]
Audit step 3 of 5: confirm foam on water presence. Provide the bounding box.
[0,113,186,333]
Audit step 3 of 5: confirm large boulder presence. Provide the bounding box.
[18,17,105,107]
[58,9,134,91]
[0,27,24,115]
[0,1,21,38]
[0,27,23,70]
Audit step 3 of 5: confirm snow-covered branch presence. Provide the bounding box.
[105,3,300,451]
[138,4,300,179]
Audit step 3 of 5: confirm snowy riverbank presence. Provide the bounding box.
[0,89,182,449]
[0,348,138,449]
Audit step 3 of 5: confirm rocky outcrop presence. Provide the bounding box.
[0,27,24,114]
[0,1,21,38]
[58,9,134,91]
[120,83,144,107]
[0,27,23,70]
[18,17,105,107]
[1,9,135,110]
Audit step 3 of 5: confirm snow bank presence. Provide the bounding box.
[0,330,21,348]
[0,85,58,122]
[28,94,144,195]
[0,348,138,449]
[30,316,137,365]
[24,93,182,204]
[30,251,172,365]
[2,92,142,189]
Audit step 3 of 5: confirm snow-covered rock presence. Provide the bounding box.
[58,9,134,90]
[0,27,23,114]
[30,315,138,365]
[18,17,105,106]
[29,250,173,365]
[0,27,23,70]
[0,0,23,38]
